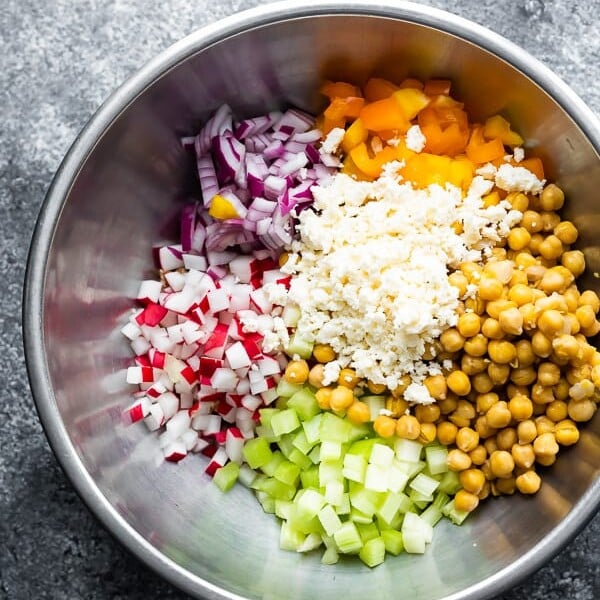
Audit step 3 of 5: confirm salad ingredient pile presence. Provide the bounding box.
[121,75,600,567]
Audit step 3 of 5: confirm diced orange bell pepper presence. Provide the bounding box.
[423,79,452,96]
[320,81,362,99]
[392,88,431,120]
[428,94,465,111]
[483,115,524,146]
[400,153,453,188]
[364,77,399,102]
[321,116,346,135]
[418,105,470,156]
[341,155,373,181]
[465,125,506,164]
[342,118,368,153]
[448,157,476,191]
[324,96,365,121]
[520,157,545,180]
[350,143,414,179]
[399,78,425,90]
[359,97,411,132]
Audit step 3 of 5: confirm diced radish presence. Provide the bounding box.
[257,356,281,376]
[241,394,262,411]
[242,333,264,360]
[164,441,187,462]
[148,349,166,369]
[157,392,179,420]
[248,368,268,394]
[226,427,245,463]
[229,255,254,283]
[126,366,157,385]
[229,284,252,311]
[179,392,193,409]
[250,288,273,314]
[159,246,185,271]
[236,377,251,395]
[146,380,167,399]
[131,336,151,356]
[225,341,252,369]
[164,289,198,314]
[121,321,142,341]
[144,404,165,431]
[137,280,163,304]
[204,323,229,358]
[207,288,230,313]
[182,429,199,451]
[183,254,208,271]
[166,411,192,437]
[211,368,238,392]
[125,397,151,423]
[260,388,279,405]
[205,447,228,476]
[165,271,186,292]
[136,303,168,326]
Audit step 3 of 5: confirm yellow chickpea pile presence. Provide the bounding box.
[282,182,600,515]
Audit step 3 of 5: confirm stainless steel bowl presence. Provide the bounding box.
[23,1,600,599]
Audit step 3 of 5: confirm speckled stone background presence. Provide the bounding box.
[2,0,600,598]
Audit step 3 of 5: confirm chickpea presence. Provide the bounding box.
[510,367,537,386]
[535,416,555,436]
[539,269,566,294]
[564,286,581,312]
[337,368,360,389]
[561,250,586,277]
[459,469,486,495]
[495,477,517,495]
[512,444,536,469]
[464,296,486,315]
[475,415,497,439]
[508,227,531,251]
[461,355,488,375]
[476,392,499,414]
[488,340,517,365]
[575,304,596,330]
[395,414,421,439]
[579,290,600,313]
[385,396,409,417]
[454,489,480,512]
[284,359,309,384]
[533,432,559,456]
[438,395,459,415]
[536,453,557,467]
[516,470,542,494]
[531,383,554,405]
[540,211,561,233]
[457,312,481,337]
[552,334,580,361]
[347,401,371,425]
[447,449,472,471]
[518,419,538,444]
[507,383,530,399]
[538,235,563,261]
[554,419,580,445]
[437,421,458,445]
[554,378,571,401]
[515,339,536,367]
[419,422,437,444]
[482,317,504,340]
[312,343,336,363]
[330,386,355,411]
[488,362,511,385]
[508,394,533,421]
[554,220,578,245]
[446,370,471,396]
[316,387,333,410]
[486,299,517,321]
[464,334,488,357]
[486,400,513,429]
[540,184,565,211]
[456,427,480,453]
[440,328,465,353]
[537,310,565,338]
[496,427,517,451]
[367,380,387,394]
[461,261,483,281]
[469,444,487,466]
[423,374,447,401]
[472,372,494,394]
[478,277,503,301]
[537,362,561,387]
[308,364,325,388]
[521,210,543,233]
[373,415,397,438]
[508,283,534,306]
[568,398,597,422]
[489,450,515,478]
[392,374,412,397]
[531,331,553,358]
[448,271,469,297]
[546,400,568,423]
[510,269,529,287]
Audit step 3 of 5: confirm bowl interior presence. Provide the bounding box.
[30,9,600,600]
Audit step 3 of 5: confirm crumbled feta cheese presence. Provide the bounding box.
[495,163,545,194]
[404,383,435,405]
[387,137,401,147]
[405,125,426,153]
[476,162,497,179]
[320,127,345,154]
[263,282,289,307]
[513,147,525,163]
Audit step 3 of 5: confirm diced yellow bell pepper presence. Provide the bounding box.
[364,77,399,102]
[482,190,501,207]
[392,88,431,120]
[483,115,524,147]
[209,194,239,220]
[341,155,373,181]
[448,157,475,191]
[342,118,368,153]
[360,98,410,132]
[400,153,452,188]
[465,125,506,164]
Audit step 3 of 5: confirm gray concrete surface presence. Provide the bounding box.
[1,0,599,598]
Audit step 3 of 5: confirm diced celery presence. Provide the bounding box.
[274,396,289,410]
[347,438,379,459]
[369,443,395,467]
[409,473,440,498]
[402,512,430,554]
[362,395,386,421]
[308,445,321,465]
[349,485,384,517]
[271,409,301,436]
[378,510,403,531]
[261,450,285,477]
[319,412,353,442]
[320,440,342,462]
[442,499,471,525]
[259,408,279,427]
[364,463,390,492]
[387,462,410,494]
[297,532,323,553]
[420,504,443,527]
[302,413,323,444]
[342,453,367,483]
[356,521,379,543]
[288,387,320,421]
[292,429,316,455]
[285,331,314,359]
[280,520,305,551]
[254,424,279,444]
[276,378,304,399]
[394,438,423,462]
[437,470,462,495]
[287,447,313,470]
[376,491,405,525]
[253,476,296,501]
[238,464,257,488]
[296,489,326,520]
[325,480,345,506]
[257,491,276,514]
[337,493,351,515]
[319,460,344,486]
[243,437,273,469]
[275,499,293,520]
[288,511,323,535]
[334,521,363,554]
[348,423,372,442]
[213,461,240,492]
[318,504,343,536]
[409,488,433,509]
[274,460,301,487]
[359,537,386,568]
[321,546,339,565]
[381,529,404,555]
[300,465,320,490]
[282,303,301,328]
[350,508,374,524]
[425,444,449,475]
[395,460,426,479]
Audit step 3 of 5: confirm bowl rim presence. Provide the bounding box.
[22,1,600,599]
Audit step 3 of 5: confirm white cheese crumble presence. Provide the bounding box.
[405,125,427,153]
[320,127,345,154]
[513,147,525,163]
[495,163,545,194]
[278,169,522,400]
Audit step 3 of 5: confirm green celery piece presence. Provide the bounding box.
[321,546,339,565]
[361,395,386,421]
[337,493,351,515]
[300,465,320,489]
[359,536,386,568]
[253,476,296,501]
[288,387,320,421]
[437,470,462,495]
[320,440,343,462]
[401,513,429,554]
[376,491,405,526]
[277,433,295,458]
[342,453,367,484]
[420,504,443,527]
[395,460,426,479]
[350,508,374,524]
[257,491,276,514]
[378,510,403,531]
[347,438,380,459]
[287,447,313,470]
[275,499,293,520]
[348,423,372,442]
[319,412,353,442]
[308,445,321,465]
[409,487,433,509]
[433,491,450,510]
[425,444,449,475]
[279,520,305,551]
[334,521,363,554]
[324,480,345,507]
[297,532,323,553]
[254,424,279,444]
[276,378,304,399]
[409,473,440,498]
[356,522,380,543]
[349,485,384,517]
[292,429,316,455]
[364,463,390,492]
[243,437,273,469]
[302,413,323,444]
[369,443,395,467]
[394,438,424,462]
[319,460,344,486]
[271,408,301,436]
[285,331,314,359]
[261,451,286,477]
[442,499,471,525]
[296,489,327,520]
[318,504,343,536]
[274,396,289,410]
[274,460,301,487]
[213,461,240,492]
[381,530,404,556]
[259,408,279,428]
